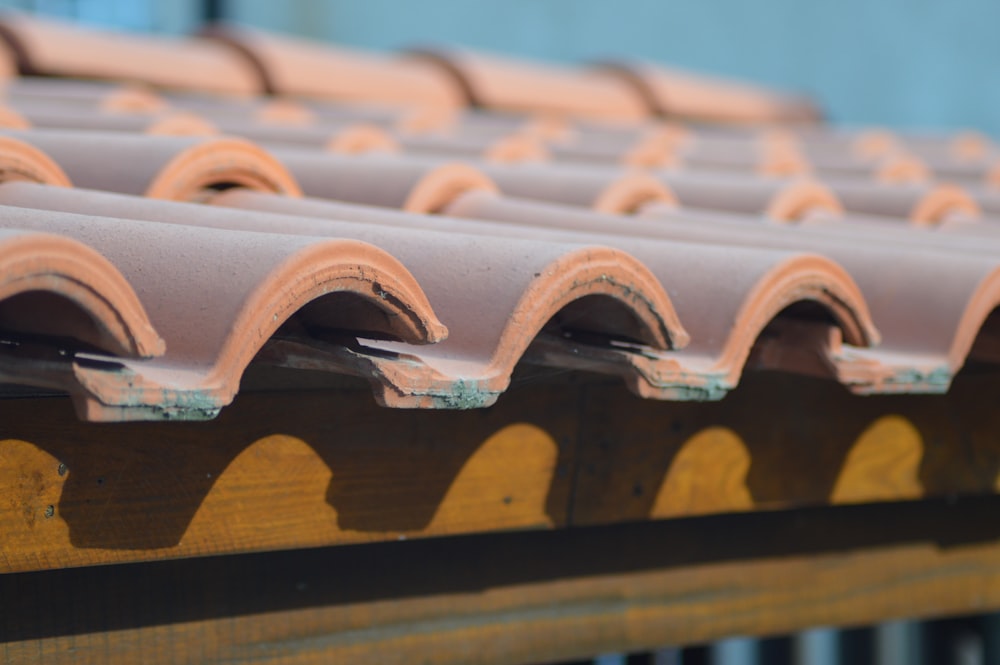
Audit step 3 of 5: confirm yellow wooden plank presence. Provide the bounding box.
[4,498,1000,664]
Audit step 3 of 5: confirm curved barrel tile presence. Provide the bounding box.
[0,77,166,113]
[0,104,27,128]
[0,199,445,420]
[966,187,1000,217]
[476,162,675,213]
[658,171,843,221]
[394,132,548,164]
[196,188,873,400]
[0,134,72,185]
[455,110,572,143]
[0,13,263,95]
[546,127,677,168]
[636,204,1000,392]
[270,150,496,212]
[11,106,217,136]
[158,95,317,125]
[0,31,15,79]
[807,153,930,185]
[405,47,649,122]
[899,130,994,163]
[676,135,809,176]
[793,128,900,161]
[592,60,821,124]
[924,158,1000,189]
[442,191,876,397]
[0,227,162,358]
[0,183,685,408]
[302,100,458,135]
[202,24,463,110]
[197,119,397,154]
[822,180,980,225]
[0,129,300,200]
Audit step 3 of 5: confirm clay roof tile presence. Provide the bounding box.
[405,47,650,122]
[270,150,496,212]
[0,227,163,359]
[0,129,300,200]
[0,13,263,95]
[0,192,446,420]
[202,24,464,110]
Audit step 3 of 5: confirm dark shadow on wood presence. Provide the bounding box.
[6,364,1000,553]
[572,367,1000,524]
[4,495,1000,643]
[0,368,579,550]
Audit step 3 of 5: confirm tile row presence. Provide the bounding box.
[0,122,997,421]
[0,12,820,123]
[0,85,994,191]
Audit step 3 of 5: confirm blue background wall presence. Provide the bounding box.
[3,0,998,135]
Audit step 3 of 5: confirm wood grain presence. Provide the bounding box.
[5,497,1000,664]
[4,367,1000,571]
[0,379,578,573]
[571,368,1000,524]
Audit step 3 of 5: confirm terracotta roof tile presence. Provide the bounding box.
[198,119,397,154]
[792,127,901,159]
[806,153,931,185]
[545,130,676,168]
[674,134,809,176]
[190,187,874,400]
[633,205,1000,392]
[0,13,263,95]
[820,180,980,225]
[439,191,877,397]
[0,21,994,421]
[475,162,674,213]
[0,226,162,358]
[160,94,316,125]
[967,187,1000,216]
[10,105,217,136]
[0,129,299,199]
[201,23,464,110]
[0,183,685,409]
[393,132,549,164]
[0,104,28,129]
[0,133,72,185]
[655,171,843,221]
[302,100,458,134]
[405,47,650,122]
[592,60,821,124]
[0,77,167,112]
[268,150,495,212]
[0,190,446,419]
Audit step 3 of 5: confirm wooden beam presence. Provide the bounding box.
[4,498,1000,664]
[0,373,580,573]
[3,366,1000,572]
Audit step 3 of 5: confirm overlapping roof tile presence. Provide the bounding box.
[0,227,162,358]
[201,23,464,109]
[592,59,822,124]
[405,47,650,121]
[0,182,685,409]
[0,18,995,421]
[0,190,446,419]
[0,13,263,95]
[0,128,300,199]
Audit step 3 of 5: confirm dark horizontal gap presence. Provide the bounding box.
[3,495,1000,642]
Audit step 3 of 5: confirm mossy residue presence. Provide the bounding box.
[426,378,499,409]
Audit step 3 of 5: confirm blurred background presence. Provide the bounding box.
[1,0,998,135]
